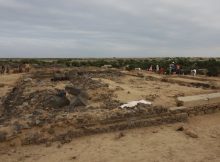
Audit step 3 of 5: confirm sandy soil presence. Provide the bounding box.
[0,74,23,98]
[95,75,216,107]
[0,69,220,162]
[0,112,220,162]
[0,70,218,108]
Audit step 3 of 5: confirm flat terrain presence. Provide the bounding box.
[96,74,216,107]
[1,112,220,162]
[0,67,220,162]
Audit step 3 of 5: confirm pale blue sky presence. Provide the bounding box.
[0,0,220,57]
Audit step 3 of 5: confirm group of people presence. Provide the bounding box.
[0,65,10,74]
[147,62,197,76]
[148,65,165,74]
[168,62,181,75]
[0,63,31,74]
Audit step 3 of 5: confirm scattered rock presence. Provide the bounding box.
[70,156,77,160]
[115,86,124,91]
[12,122,24,133]
[145,94,159,101]
[209,129,219,139]
[60,135,72,144]
[21,102,29,107]
[21,132,43,145]
[24,114,33,120]
[32,110,43,116]
[33,119,45,127]
[65,86,82,96]
[210,134,217,138]
[152,130,158,133]
[70,96,87,107]
[184,128,198,138]
[0,83,5,87]
[47,128,55,135]
[104,99,121,109]
[176,125,198,138]
[10,142,16,147]
[175,93,185,97]
[51,73,69,81]
[23,78,32,82]
[44,94,70,109]
[176,125,185,131]
[115,132,125,139]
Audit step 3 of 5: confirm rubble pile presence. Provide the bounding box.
[50,69,123,82]
[3,87,67,118]
[65,86,88,111]
[3,86,90,118]
[1,77,165,146]
[30,89,70,109]
[3,81,27,116]
[51,72,69,81]
[72,70,123,79]
[70,75,109,90]
[104,99,122,109]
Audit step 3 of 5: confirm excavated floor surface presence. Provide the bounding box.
[0,67,219,148]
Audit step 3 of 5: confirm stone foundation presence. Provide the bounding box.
[52,103,220,144]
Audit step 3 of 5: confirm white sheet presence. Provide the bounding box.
[120,100,152,108]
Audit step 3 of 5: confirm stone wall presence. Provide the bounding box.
[177,93,220,107]
[51,103,220,145]
[2,96,220,145]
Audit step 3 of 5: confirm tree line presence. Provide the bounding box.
[1,58,219,76]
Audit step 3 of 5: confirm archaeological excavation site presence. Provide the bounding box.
[0,60,220,162]
[2,0,220,161]
[0,65,220,147]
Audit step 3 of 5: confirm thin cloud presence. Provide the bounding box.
[0,0,220,57]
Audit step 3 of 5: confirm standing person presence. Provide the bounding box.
[191,69,196,76]
[149,65,153,72]
[1,65,5,74]
[18,64,23,73]
[24,64,30,72]
[156,65,159,73]
[169,64,172,75]
[159,67,164,74]
[176,64,180,75]
[6,65,10,74]
[171,62,175,74]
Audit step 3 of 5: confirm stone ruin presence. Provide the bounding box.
[0,69,220,146]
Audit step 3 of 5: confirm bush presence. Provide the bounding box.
[207,66,219,76]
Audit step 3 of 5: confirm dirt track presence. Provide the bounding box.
[1,112,220,162]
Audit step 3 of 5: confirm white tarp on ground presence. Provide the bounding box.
[120,100,152,108]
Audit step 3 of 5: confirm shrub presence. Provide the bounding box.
[207,66,219,76]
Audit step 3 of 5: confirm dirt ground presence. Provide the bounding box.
[0,68,220,162]
[0,68,219,108]
[95,74,217,107]
[0,74,23,98]
[0,112,220,162]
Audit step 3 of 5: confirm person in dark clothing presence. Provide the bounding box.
[1,65,5,74]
